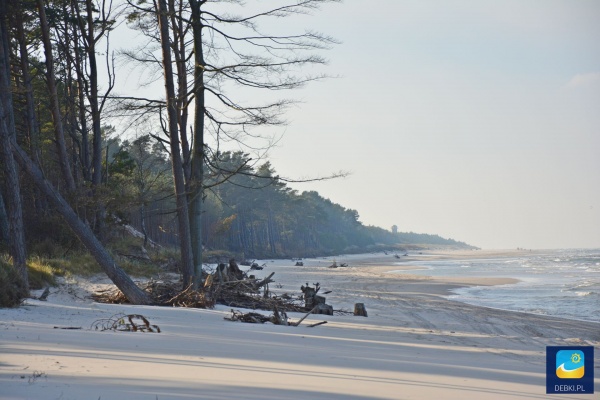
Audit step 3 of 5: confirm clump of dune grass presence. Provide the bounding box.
[27,256,61,290]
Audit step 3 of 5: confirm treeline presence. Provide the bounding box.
[108,143,471,258]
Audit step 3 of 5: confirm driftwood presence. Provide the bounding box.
[93,261,352,319]
[38,287,50,301]
[328,261,348,268]
[224,308,288,325]
[91,313,161,333]
[93,279,213,308]
[271,306,289,326]
[354,303,368,317]
[301,283,333,315]
[225,310,271,323]
[291,306,317,326]
[313,303,333,315]
[225,306,327,328]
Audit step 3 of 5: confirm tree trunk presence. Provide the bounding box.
[189,0,205,289]
[70,1,91,182]
[156,0,195,288]
[82,0,103,188]
[0,191,9,243]
[0,117,28,291]
[15,11,41,167]
[169,0,190,182]
[36,0,76,192]
[0,3,28,291]
[11,143,153,305]
[140,203,148,248]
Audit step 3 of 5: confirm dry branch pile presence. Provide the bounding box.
[93,259,306,312]
[93,278,213,308]
[91,313,161,333]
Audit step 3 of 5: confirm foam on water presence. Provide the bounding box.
[393,249,600,323]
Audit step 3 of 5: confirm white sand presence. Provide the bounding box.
[1,251,599,399]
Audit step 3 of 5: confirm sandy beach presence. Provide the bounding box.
[1,250,599,399]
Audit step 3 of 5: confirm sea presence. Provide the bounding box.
[395,249,600,323]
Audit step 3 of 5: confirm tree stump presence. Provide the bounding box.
[314,303,333,315]
[354,303,368,317]
[301,285,317,309]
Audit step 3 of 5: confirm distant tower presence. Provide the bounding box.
[391,225,398,234]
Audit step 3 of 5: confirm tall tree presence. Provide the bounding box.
[0,0,28,290]
[156,0,195,288]
[73,0,117,186]
[180,0,338,287]
[118,0,337,287]
[36,0,76,192]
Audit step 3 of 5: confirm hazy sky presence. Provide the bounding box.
[115,0,600,250]
[260,0,600,250]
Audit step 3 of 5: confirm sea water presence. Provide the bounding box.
[395,249,600,323]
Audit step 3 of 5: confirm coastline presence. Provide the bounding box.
[1,250,599,399]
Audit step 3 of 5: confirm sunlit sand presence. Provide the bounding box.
[1,251,598,399]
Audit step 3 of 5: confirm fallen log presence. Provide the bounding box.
[255,272,275,289]
[11,143,153,305]
[292,306,318,327]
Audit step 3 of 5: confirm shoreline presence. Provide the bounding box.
[1,250,599,399]
[301,249,600,323]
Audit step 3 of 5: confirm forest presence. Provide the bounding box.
[104,142,470,258]
[0,0,470,305]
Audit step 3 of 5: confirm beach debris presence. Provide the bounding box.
[214,259,246,282]
[93,278,212,308]
[225,310,271,323]
[37,287,50,301]
[328,261,348,268]
[354,303,368,317]
[225,305,327,328]
[93,266,306,313]
[291,306,317,326]
[53,326,82,330]
[301,283,334,315]
[295,261,304,266]
[240,260,265,270]
[27,371,47,385]
[93,259,357,318]
[224,307,289,325]
[91,313,161,333]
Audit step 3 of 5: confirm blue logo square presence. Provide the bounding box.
[547,346,594,394]
[556,350,585,379]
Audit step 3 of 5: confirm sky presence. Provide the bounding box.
[114,0,600,250]
[261,0,600,250]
